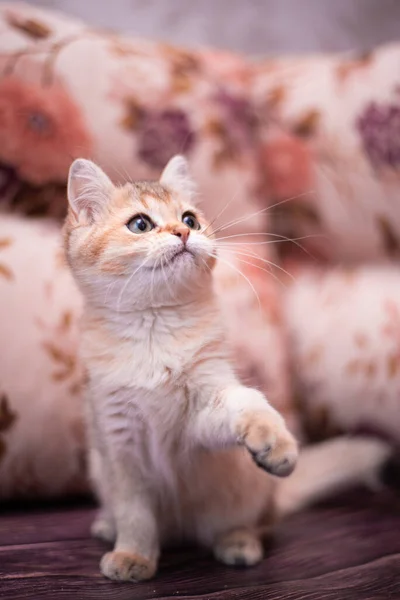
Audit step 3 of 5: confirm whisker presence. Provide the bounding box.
[112,164,134,186]
[266,190,316,214]
[116,254,152,312]
[209,252,262,311]
[160,254,179,303]
[209,191,314,237]
[104,280,117,305]
[199,255,212,274]
[232,255,288,289]
[214,232,315,243]
[201,190,240,236]
[225,248,295,282]
[150,255,161,306]
[209,207,270,238]
[213,232,321,259]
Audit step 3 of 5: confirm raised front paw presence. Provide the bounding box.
[100,550,157,582]
[237,395,298,477]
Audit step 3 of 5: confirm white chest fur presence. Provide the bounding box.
[83,301,226,476]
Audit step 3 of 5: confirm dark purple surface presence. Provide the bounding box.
[1,490,400,599]
[357,101,400,169]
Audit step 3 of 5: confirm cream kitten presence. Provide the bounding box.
[64,156,391,582]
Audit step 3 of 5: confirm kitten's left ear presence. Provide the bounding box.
[160,155,196,200]
[67,158,114,224]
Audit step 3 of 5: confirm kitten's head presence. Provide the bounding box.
[64,156,216,309]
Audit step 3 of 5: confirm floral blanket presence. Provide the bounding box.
[0,3,399,498]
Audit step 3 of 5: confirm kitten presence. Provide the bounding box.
[64,155,391,582]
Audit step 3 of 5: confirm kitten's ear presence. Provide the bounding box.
[160,155,196,200]
[67,158,114,224]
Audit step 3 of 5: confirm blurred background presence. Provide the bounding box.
[33,0,400,54]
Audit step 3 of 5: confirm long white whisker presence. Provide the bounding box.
[116,254,152,312]
[199,255,212,274]
[210,252,262,311]
[210,207,271,237]
[265,190,316,214]
[231,254,289,289]
[210,191,314,237]
[225,248,295,282]
[104,280,117,305]
[214,232,316,243]
[112,164,134,186]
[201,191,240,236]
[150,255,161,306]
[213,232,320,258]
[160,254,179,303]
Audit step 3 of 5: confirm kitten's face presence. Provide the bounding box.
[65,156,216,309]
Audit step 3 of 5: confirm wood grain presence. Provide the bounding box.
[0,490,399,599]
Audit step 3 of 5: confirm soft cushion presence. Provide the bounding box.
[0,214,85,498]
[252,44,400,262]
[285,265,400,444]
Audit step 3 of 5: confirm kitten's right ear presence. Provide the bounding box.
[160,155,196,200]
[67,158,114,224]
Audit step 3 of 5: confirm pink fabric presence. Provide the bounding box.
[0,3,400,498]
[0,3,291,498]
[285,265,400,444]
[253,46,400,263]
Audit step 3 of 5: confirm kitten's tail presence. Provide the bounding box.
[275,436,392,517]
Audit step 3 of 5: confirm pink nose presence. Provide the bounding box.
[171,225,190,245]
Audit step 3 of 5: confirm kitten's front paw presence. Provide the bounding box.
[100,550,157,582]
[237,395,298,477]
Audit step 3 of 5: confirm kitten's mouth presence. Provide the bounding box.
[144,247,194,271]
[168,247,193,264]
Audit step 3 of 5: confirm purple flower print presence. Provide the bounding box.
[0,163,19,200]
[215,90,258,150]
[357,101,400,169]
[137,109,195,170]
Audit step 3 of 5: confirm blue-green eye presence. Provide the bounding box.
[127,214,154,234]
[182,211,201,230]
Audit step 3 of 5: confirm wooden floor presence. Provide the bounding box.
[1,490,400,600]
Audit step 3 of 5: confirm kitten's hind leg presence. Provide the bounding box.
[214,528,263,567]
[91,508,116,543]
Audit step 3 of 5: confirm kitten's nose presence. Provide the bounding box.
[171,225,190,245]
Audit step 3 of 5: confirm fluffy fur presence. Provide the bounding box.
[64,156,391,582]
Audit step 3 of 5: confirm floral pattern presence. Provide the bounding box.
[253,43,400,263]
[0,235,13,280]
[0,2,400,497]
[0,163,19,199]
[285,266,400,445]
[261,132,313,201]
[135,108,195,170]
[0,213,86,499]
[357,101,400,170]
[0,395,17,464]
[0,77,92,186]
[0,3,289,498]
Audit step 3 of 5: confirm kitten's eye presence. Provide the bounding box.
[127,214,154,234]
[182,211,201,231]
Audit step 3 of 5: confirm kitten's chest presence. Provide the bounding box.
[84,323,201,391]
[124,340,189,390]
